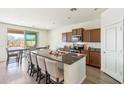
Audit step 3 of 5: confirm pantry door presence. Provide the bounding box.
[102,21,123,83]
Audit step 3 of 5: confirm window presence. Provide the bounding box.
[8,30,25,48]
[25,33,37,48]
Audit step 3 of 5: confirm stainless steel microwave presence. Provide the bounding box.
[72,35,82,42]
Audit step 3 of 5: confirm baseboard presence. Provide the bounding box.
[80,75,86,84]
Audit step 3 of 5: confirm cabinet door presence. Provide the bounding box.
[89,52,95,66]
[77,28,82,35]
[66,32,72,42]
[81,50,90,65]
[90,28,101,42]
[72,29,77,35]
[62,33,67,42]
[90,51,101,68]
[83,30,90,42]
[95,52,101,67]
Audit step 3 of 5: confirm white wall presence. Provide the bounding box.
[48,18,101,50]
[101,8,124,27]
[0,23,48,62]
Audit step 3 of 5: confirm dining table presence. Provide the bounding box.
[7,47,48,64]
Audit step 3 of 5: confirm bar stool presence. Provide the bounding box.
[37,55,47,84]
[45,58,64,84]
[30,53,39,80]
[25,51,32,75]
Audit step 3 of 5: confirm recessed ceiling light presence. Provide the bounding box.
[52,22,55,24]
[70,8,78,12]
[67,17,71,19]
[32,25,35,27]
[94,8,98,11]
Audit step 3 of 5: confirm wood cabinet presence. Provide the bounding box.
[89,51,101,68]
[62,32,72,42]
[90,28,101,42]
[81,50,101,68]
[66,32,72,42]
[77,28,83,35]
[83,28,100,42]
[72,29,77,35]
[62,28,100,42]
[83,30,90,42]
[72,28,84,36]
[81,50,90,65]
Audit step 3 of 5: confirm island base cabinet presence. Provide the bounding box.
[64,57,86,84]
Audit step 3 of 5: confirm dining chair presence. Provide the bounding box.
[45,58,64,84]
[30,53,39,80]
[6,48,20,65]
[37,55,47,84]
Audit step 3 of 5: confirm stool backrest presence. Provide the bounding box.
[45,58,59,78]
[31,53,38,66]
[37,55,46,71]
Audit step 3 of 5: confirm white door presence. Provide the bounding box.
[102,22,123,83]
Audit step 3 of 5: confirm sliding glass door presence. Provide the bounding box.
[7,29,38,49]
[7,29,25,48]
[25,32,37,48]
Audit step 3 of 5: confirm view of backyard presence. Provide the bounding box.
[8,33,25,48]
[8,32,37,48]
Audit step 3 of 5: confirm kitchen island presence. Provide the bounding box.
[32,49,86,84]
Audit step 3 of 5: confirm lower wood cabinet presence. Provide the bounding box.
[89,51,101,68]
[81,50,101,68]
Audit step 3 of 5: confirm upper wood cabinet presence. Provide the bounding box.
[72,28,84,36]
[72,29,77,35]
[62,32,72,42]
[62,28,100,42]
[83,30,90,42]
[66,32,72,42]
[83,28,101,42]
[77,28,83,35]
[90,28,101,42]
[62,33,67,42]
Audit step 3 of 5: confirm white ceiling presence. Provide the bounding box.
[0,8,106,30]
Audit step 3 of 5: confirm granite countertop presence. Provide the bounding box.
[32,49,85,65]
[90,48,101,53]
[62,53,86,65]
[81,48,101,53]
